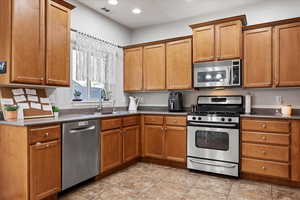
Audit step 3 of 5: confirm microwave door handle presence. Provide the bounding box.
[228,67,232,85]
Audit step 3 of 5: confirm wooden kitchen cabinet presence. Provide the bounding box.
[143,44,166,90]
[124,47,143,91]
[274,22,300,87]
[165,126,187,163]
[192,25,215,62]
[46,0,71,86]
[144,125,165,159]
[190,16,245,63]
[11,0,45,84]
[243,27,273,88]
[166,39,192,90]
[215,20,242,60]
[143,115,187,164]
[101,129,123,173]
[123,126,140,162]
[30,140,61,200]
[0,0,74,86]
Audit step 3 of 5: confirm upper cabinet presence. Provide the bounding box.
[166,38,192,90]
[46,0,72,86]
[123,36,192,92]
[124,47,143,91]
[274,22,300,87]
[0,0,75,86]
[190,15,246,63]
[11,0,46,84]
[243,18,300,88]
[244,27,273,88]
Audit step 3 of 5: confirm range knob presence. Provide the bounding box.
[221,118,225,122]
[192,117,196,120]
[198,117,202,121]
[228,118,232,122]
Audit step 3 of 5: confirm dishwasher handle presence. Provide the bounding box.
[69,126,96,134]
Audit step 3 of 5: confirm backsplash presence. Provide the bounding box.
[130,87,300,109]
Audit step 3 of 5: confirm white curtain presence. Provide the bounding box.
[71,31,121,98]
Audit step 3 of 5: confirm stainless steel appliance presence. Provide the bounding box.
[62,120,100,190]
[193,59,241,88]
[187,96,244,177]
[168,92,184,112]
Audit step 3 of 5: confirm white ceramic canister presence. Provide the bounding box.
[281,105,292,116]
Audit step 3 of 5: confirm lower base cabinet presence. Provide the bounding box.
[100,116,140,173]
[101,129,123,173]
[143,115,187,164]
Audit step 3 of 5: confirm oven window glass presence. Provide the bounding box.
[197,71,227,83]
[195,130,229,151]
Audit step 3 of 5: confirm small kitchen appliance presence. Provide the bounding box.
[128,96,141,111]
[168,92,184,112]
[187,95,244,177]
[193,59,241,88]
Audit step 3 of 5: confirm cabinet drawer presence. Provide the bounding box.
[144,115,164,125]
[165,116,186,126]
[242,119,290,133]
[242,158,289,179]
[101,118,122,131]
[123,116,139,127]
[242,143,289,162]
[242,131,290,145]
[29,125,61,145]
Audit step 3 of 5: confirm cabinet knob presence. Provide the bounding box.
[262,136,266,140]
[161,127,164,131]
[262,151,267,155]
[173,120,177,123]
[262,166,266,170]
[262,124,266,128]
[46,144,49,148]
[44,132,49,137]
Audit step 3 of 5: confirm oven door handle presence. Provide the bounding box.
[188,122,237,128]
[189,159,237,169]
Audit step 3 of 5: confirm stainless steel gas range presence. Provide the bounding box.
[187,96,244,177]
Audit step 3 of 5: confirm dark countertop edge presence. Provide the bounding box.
[240,114,300,120]
[0,111,188,127]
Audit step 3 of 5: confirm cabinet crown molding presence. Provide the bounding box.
[189,15,247,29]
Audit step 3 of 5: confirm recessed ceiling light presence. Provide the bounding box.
[132,8,142,14]
[108,0,118,5]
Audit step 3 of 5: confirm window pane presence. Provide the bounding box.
[72,80,88,101]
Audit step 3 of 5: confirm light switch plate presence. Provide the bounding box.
[0,61,7,74]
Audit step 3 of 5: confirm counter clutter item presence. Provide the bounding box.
[281,105,292,116]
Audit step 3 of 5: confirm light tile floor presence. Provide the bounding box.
[59,162,300,200]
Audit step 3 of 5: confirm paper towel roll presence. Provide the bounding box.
[245,94,252,114]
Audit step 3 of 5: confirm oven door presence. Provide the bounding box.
[194,66,230,88]
[187,125,239,163]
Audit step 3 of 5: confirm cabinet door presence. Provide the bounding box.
[165,126,187,163]
[144,125,164,159]
[123,126,140,162]
[244,27,273,88]
[143,44,166,90]
[274,22,300,87]
[46,0,71,86]
[11,0,45,84]
[30,140,61,200]
[215,20,242,60]
[101,129,122,173]
[192,25,215,62]
[124,47,143,91]
[166,39,192,90]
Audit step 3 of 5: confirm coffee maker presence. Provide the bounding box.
[168,92,184,112]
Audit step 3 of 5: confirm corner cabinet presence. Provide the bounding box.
[46,0,71,86]
[124,47,143,91]
[0,0,74,86]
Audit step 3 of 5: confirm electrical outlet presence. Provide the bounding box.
[276,96,283,105]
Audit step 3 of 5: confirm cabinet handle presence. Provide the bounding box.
[40,77,44,81]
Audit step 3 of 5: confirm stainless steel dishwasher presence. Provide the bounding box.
[62,120,100,191]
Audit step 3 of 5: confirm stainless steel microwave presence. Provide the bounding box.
[193,59,241,88]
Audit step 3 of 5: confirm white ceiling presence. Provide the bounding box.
[77,0,269,29]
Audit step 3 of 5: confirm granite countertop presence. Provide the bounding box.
[240,113,300,120]
[0,110,188,126]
